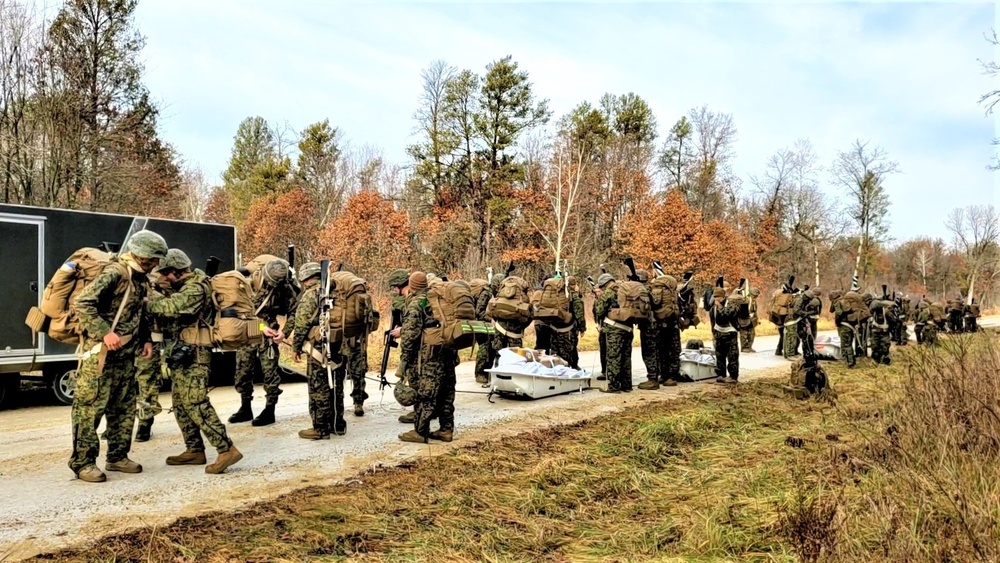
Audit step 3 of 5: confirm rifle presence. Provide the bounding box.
[561,259,569,298]
[651,261,665,277]
[287,244,295,268]
[379,306,403,391]
[784,275,796,293]
[486,266,494,283]
[623,256,639,282]
[599,263,607,274]
[318,259,337,422]
[585,275,597,296]
[505,261,516,276]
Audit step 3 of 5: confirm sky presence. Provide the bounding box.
[102,0,999,242]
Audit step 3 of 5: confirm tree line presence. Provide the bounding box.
[2,0,998,306]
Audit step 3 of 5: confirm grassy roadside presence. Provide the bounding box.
[35,333,999,562]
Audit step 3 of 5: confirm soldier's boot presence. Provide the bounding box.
[334,418,347,436]
[251,404,276,427]
[166,450,207,465]
[205,446,243,474]
[228,398,254,424]
[353,403,365,417]
[429,429,453,442]
[298,428,330,440]
[398,411,416,424]
[398,430,428,444]
[475,374,488,385]
[105,458,143,474]
[134,418,153,442]
[637,379,660,390]
[76,465,106,483]
[659,378,678,387]
[596,375,608,381]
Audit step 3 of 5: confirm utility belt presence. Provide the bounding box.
[493,321,523,339]
[602,318,633,332]
[536,321,575,334]
[713,324,738,334]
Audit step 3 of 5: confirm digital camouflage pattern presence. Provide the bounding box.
[69,258,149,474]
[399,289,457,436]
[594,282,634,391]
[346,337,368,407]
[710,298,742,381]
[832,298,857,368]
[549,290,585,370]
[638,320,659,381]
[656,320,681,383]
[291,279,345,435]
[235,276,299,405]
[146,270,232,453]
[134,348,163,422]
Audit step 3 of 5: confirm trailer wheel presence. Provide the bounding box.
[0,374,20,410]
[52,369,76,405]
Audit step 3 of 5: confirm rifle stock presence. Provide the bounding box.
[318,259,337,420]
[205,256,221,278]
[623,256,639,282]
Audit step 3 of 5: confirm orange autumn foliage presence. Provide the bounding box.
[315,190,411,285]
[240,188,319,260]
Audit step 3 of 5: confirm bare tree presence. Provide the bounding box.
[946,204,1000,303]
[178,165,211,221]
[524,135,587,272]
[979,29,1000,170]
[685,105,738,221]
[831,139,899,288]
[407,60,459,205]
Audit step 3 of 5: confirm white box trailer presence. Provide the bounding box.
[0,204,243,408]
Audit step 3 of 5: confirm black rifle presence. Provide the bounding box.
[318,259,338,423]
[623,256,639,282]
[585,275,597,296]
[287,244,295,268]
[784,275,796,293]
[379,306,403,391]
[205,256,221,278]
[505,261,516,276]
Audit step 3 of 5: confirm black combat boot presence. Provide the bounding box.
[228,398,254,424]
[251,404,276,426]
[334,417,347,436]
[134,418,153,442]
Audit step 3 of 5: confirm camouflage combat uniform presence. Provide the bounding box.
[594,281,635,392]
[917,304,937,345]
[783,293,803,359]
[234,279,298,407]
[710,293,743,382]
[548,286,585,370]
[134,279,173,439]
[399,289,457,439]
[69,257,149,476]
[291,278,347,436]
[737,290,759,353]
[638,291,660,383]
[146,270,234,454]
[869,300,893,365]
[473,283,494,383]
[831,294,857,368]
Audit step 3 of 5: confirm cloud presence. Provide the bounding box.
[133,0,996,241]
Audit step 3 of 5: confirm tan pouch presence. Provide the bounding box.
[180,326,214,347]
[24,306,48,332]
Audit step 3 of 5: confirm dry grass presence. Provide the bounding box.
[38,333,1000,562]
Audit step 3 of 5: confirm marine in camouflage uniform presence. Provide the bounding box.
[965,299,981,333]
[547,276,585,370]
[916,301,937,345]
[639,273,681,391]
[484,274,531,384]
[868,299,893,365]
[230,259,299,427]
[593,276,635,393]
[147,249,242,473]
[795,288,822,360]
[385,269,418,424]
[292,262,347,438]
[69,230,166,483]
[710,288,744,384]
[783,291,804,359]
[398,273,456,443]
[857,294,874,358]
[594,273,614,379]
[346,335,369,417]
[134,274,174,442]
[634,270,660,384]
[473,277,496,385]
[738,287,760,353]
[830,291,856,368]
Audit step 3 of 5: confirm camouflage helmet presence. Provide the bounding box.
[262,259,290,286]
[298,262,321,282]
[155,248,191,272]
[828,290,843,302]
[490,273,506,291]
[749,287,761,298]
[394,381,417,407]
[596,273,614,288]
[387,268,410,289]
[127,230,167,260]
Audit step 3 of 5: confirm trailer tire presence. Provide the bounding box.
[0,374,20,410]
[52,369,76,405]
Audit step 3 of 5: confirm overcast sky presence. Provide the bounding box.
[115,0,999,242]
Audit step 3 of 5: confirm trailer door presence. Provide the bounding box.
[0,213,44,356]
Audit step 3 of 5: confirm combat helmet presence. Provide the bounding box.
[127,230,168,260]
[298,262,322,283]
[155,248,191,272]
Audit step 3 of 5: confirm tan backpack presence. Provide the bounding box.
[607,281,652,324]
[649,275,679,321]
[770,289,793,317]
[25,248,130,344]
[486,275,532,323]
[187,270,264,351]
[468,278,491,301]
[423,280,492,349]
[841,291,871,323]
[533,278,573,325]
[326,271,375,341]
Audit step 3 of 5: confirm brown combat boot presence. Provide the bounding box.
[353,403,365,417]
[105,458,142,473]
[429,429,453,442]
[166,450,207,465]
[206,446,243,474]
[76,465,106,483]
[398,430,428,444]
[398,411,416,424]
[298,428,330,440]
[660,379,678,387]
[638,379,660,390]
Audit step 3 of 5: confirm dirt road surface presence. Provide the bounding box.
[0,329,869,560]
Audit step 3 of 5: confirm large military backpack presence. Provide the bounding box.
[326,271,375,342]
[606,280,652,324]
[649,275,679,321]
[928,302,946,323]
[486,275,532,323]
[468,278,491,302]
[533,278,573,326]
[870,300,889,329]
[770,289,794,318]
[969,303,981,317]
[25,248,131,345]
[244,254,282,275]
[423,280,492,350]
[193,270,264,350]
[841,291,871,323]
